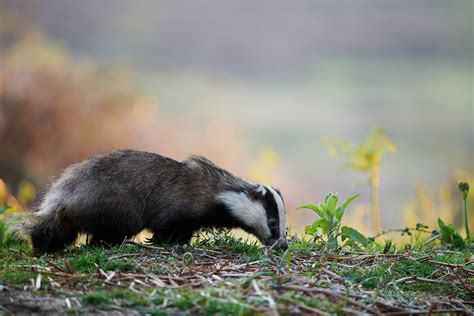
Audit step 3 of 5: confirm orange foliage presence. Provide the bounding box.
[0,13,248,190]
[0,179,22,214]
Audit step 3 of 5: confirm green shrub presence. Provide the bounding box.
[297,192,368,250]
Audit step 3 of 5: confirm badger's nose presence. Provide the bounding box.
[276,240,288,251]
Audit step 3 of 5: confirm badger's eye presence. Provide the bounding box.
[268,219,278,229]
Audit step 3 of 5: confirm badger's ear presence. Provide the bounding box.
[248,185,266,200]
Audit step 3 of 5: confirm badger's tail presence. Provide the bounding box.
[11,205,77,253]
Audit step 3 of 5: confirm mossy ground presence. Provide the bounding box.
[0,232,472,315]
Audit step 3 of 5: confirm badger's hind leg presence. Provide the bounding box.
[23,206,80,253]
[30,226,78,253]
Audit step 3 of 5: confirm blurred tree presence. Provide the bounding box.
[323,128,397,234]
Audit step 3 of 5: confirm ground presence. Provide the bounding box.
[0,232,473,315]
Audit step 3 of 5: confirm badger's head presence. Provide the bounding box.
[218,185,288,250]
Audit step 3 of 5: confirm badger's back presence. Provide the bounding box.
[16,150,193,252]
[37,150,178,214]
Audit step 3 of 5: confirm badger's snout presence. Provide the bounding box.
[276,240,288,250]
[264,238,288,250]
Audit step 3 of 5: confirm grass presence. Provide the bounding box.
[0,233,472,314]
[80,283,258,314]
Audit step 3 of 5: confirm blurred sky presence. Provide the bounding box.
[2,0,473,231]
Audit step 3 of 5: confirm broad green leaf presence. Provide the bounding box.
[296,204,325,218]
[296,203,317,211]
[326,193,338,213]
[326,236,338,250]
[437,218,447,229]
[340,194,360,213]
[451,234,466,249]
[335,194,360,222]
[438,218,454,236]
[335,207,344,223]
[318,203,333,220]
[341,226,368,246]
[306,219,328,235]
[325,213,335,232]
[304,225,316,236]
[309,219,330,234]
[305,224,322,237]
[437,218,466,249]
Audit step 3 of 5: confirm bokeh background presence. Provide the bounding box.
[1,0,472,237]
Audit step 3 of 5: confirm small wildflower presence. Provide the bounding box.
[459,182,469,199]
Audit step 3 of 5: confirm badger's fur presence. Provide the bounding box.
[15,150,288,253]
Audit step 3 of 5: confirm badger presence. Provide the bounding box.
[15,150,288,253]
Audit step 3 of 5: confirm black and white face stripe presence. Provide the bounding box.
[250,185,286,243]
[263,186,286,243]
[267,187,286,233]
[217,184,287,248]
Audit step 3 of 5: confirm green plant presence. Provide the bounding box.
[297,193,367,250]
[323,128,397,234]
[433,182,471,249]
[436,218,466,249]
[82,291,111,305]
[340,226,369,248]
[459,182,470,241]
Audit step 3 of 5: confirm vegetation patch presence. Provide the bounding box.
[0,232,472,314]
